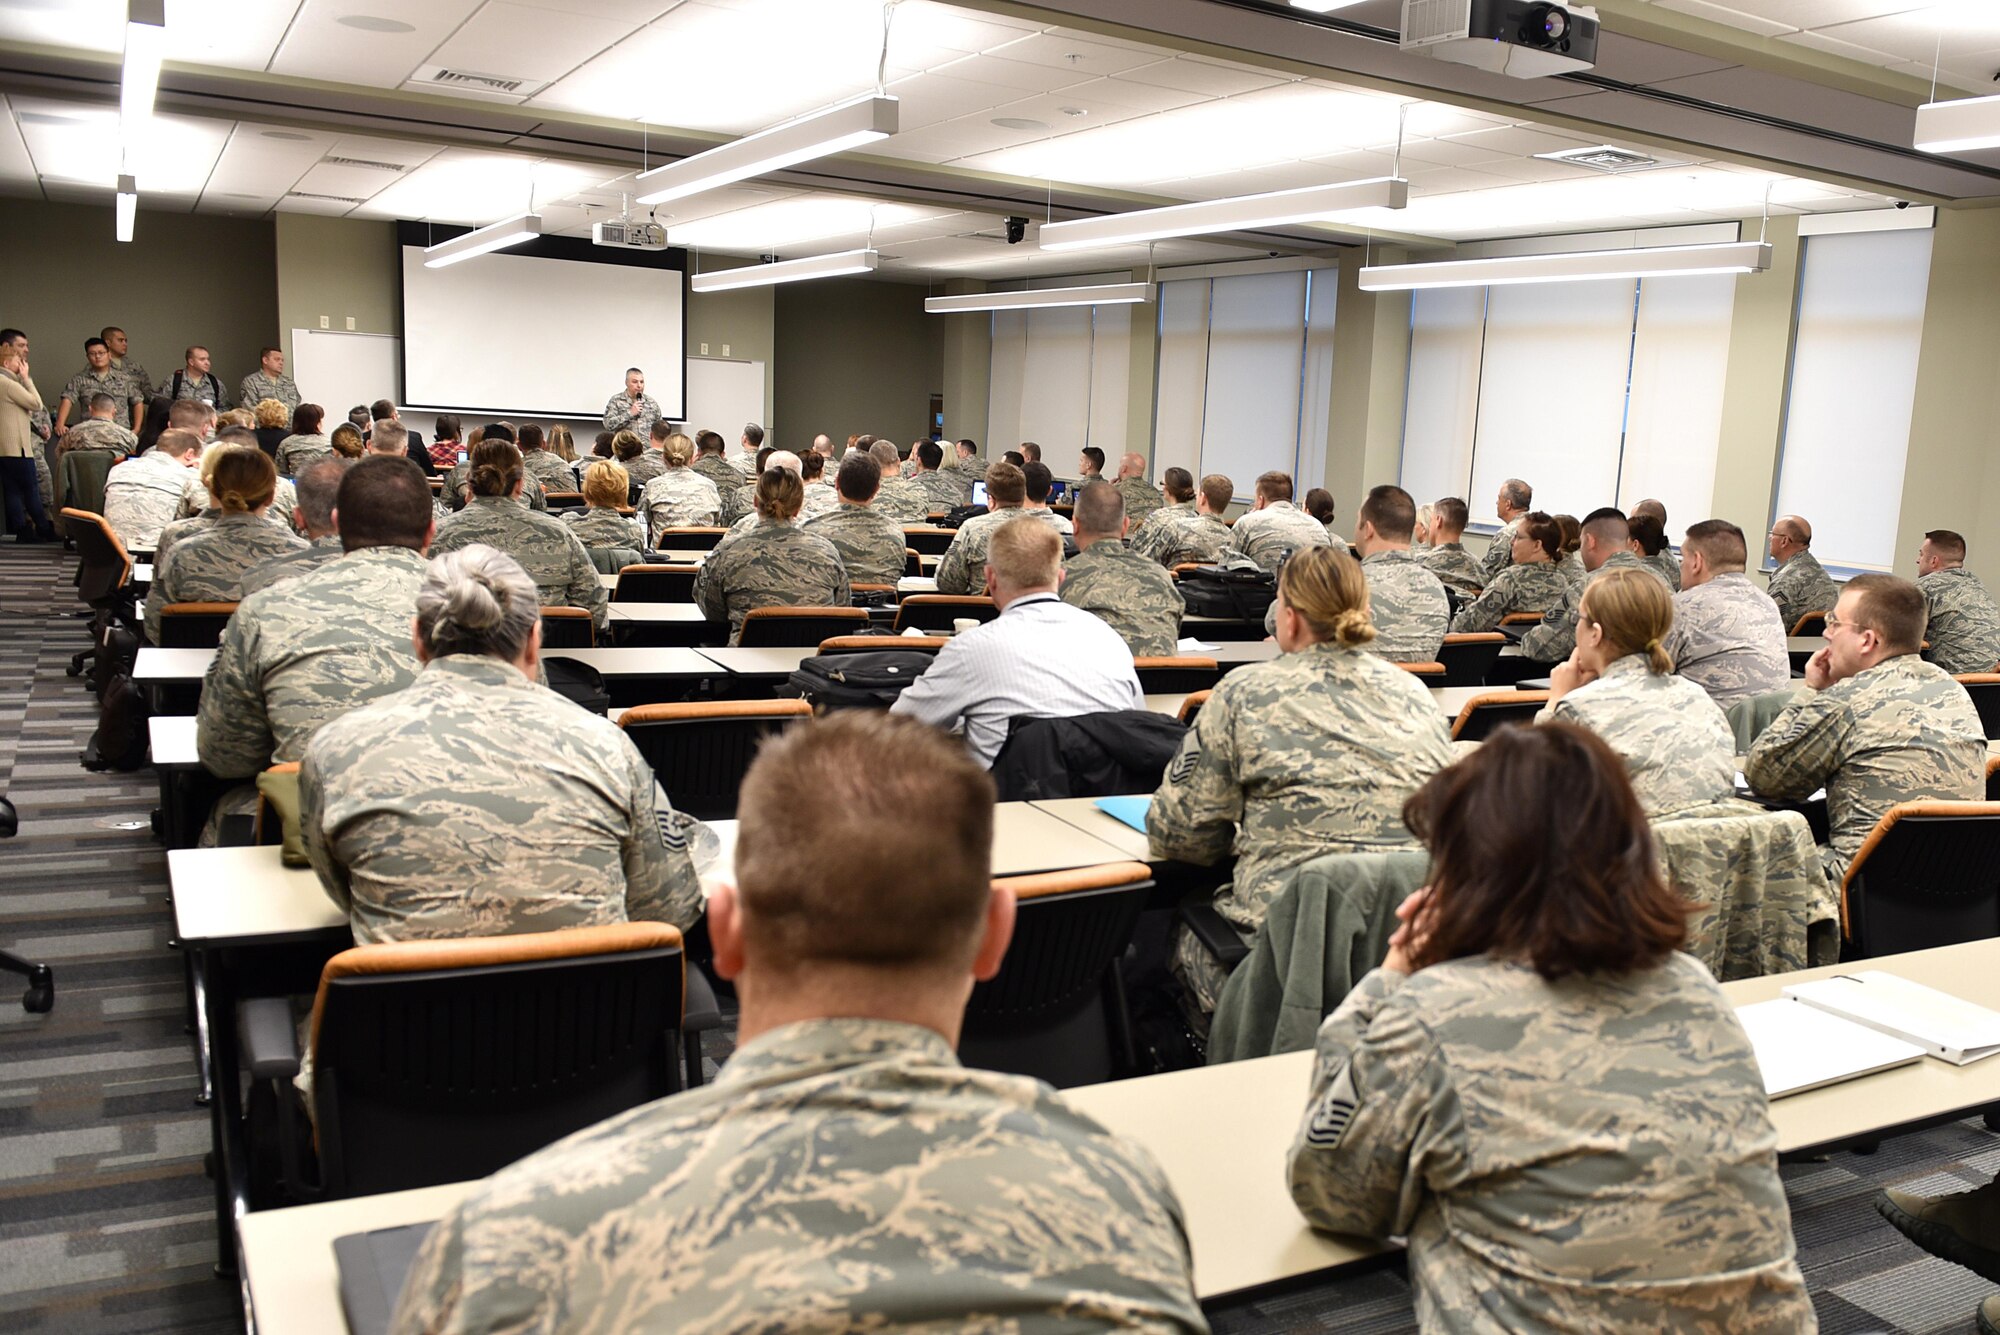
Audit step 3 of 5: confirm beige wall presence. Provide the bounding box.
[686,286,775,426]
[273,214,400,367]
[1321,260,1411,517]
[0,198,278,409]
[774,276,939,448]
[1707,214,1803,554]
[937,280,991,445]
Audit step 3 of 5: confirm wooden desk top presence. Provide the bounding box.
[168,846,347,946]
[1428,685,1538,717]
[1204,641,1280,665]
[149,714,200,769]
[134,646,216,682]
[1029,797,1153,863]
[694,646,811,676]
[1144,692,1188,719]
[605,603,711,623]
[542,647,719,677]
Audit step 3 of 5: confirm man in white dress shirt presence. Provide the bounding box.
[892,517,1142,767]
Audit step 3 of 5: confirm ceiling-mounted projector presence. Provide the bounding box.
[1400,0,1600,78]
[592,219,669,251]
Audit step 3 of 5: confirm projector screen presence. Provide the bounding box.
[397,223,685,420]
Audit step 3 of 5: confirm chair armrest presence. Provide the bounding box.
[1178,895,1252,970]
[684,963,725,1034]
[238,996,301,1081]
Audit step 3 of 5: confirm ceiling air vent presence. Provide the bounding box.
[286,190,366,204]
[413,66,547,99]
[1535,145,1670,173]
[319,155,405,172]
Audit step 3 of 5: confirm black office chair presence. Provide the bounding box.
[737,606,868,647]
[1132,656,1223,695]
[539,606,597,648]
[157,601,237,648]
[1449,690,1551,742]
[0,798,51,1012]
[1840,801,2000,959]
[620,700,812,820]
[1436,632,1506,687]
[1953,674,2000,741]
[613,564,700,603]
[893,595,998,634]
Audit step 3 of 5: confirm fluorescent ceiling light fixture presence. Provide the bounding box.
[690,248,878,292]
[422,213,542,268]
[925,283,1154,314]
[121,0,165,129]
[1038,177,1408,252]
[1358,240,1772,290]
[1914,94,2000,154]
[634,94,898,206]
[115,174,136,243]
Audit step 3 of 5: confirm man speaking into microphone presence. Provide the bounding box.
[602,367,662,441]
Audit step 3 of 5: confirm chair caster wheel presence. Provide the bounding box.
[21,966,51,1013]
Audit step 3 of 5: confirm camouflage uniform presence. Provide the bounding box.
[1449,561,1566,634]
[57,417,137,460]
[1663,572,1791,708]
[181,476,297,531]
[1022,506,1072,537]
[60,366,141,421]
[934,507,1018,595]
[600,393,662,441]
[393,1017,1206,1335]
[873,474,930,524]
[689,454,740,498]
[1359,549,1449,664]
[1418,541,1484,598]
[1535,654,1736,816]
[235,370,299,414]
[1129,500,1192,556]
[622,451,667,490]
[1557,550,1585,587]
[237,534,343,597]
[1133,508,1231,569]
[1149,643,1452,1010]
[715,511,762,549]
[1061,539,1184,657]
[1919,567,2000,674]
[1765,550,1836,631]
[300,654,702,945]
[639,468,721,535]
[803,501,906,586]
[693,520,850,643]
[160,368,226,407]
[1223,501,1330,574]
[111,356,151,400]
[565,506,646,552]
[433,498,609,628]
[800,480,841,523]
[274,433,333,477]
[917,467,967,510]
[1480,515,1524,582]
[144,511,307,642]
[1644,548,1683,593]
[102,451,199,550]
[521,449,578,496]
[1288,957,1813,1331]
[718,480,756,529]
[1518,551,1663,664]
[1745,652,1985,882]
[1116,474,1164,524]
[441,462,547,512]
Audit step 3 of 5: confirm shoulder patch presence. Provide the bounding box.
[1304,1062,1360,1149]
[1167,744,1200,785]
[656,812,687,851]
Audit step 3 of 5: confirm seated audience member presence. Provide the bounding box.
[912,440,962,511]
[718,445,777,530]
[443,422,546,513]
[1917,529,2000,673]
[1631,498,1682,591]
[57,392,138,462]
[1449,511,1566,633]
[274,402,331,476]
[1481,477,1534,582]
[1060,481,1183,657]
[327,422,364,459]
[179,425,299,533]
[1662,520,1790,708]
[1133,472,1233,569]
[732,422,765,475]
[1746,574,1985,882]
[804,452,907,586]
[250,398,289,459]
[517,423,575,495]
[239,456,348,596]
[1001,450,1025,468]
[1347,484,1448,663]
[134,395,173,455]
[151,443,230,573]
[1225,471,1331,573]
[1076,446,1105,481]
[346,405,371,436]
[1418,497,1486,598]
[1765,514,1836,631]
[1114,451,1164,524]
[689,428,739,495]
[391,711,1204,1333]
[931,439,977,506]
[565,460,647,552]
[610,427,659,490]
[427,414,464,471]
[1553,514,1584,586]
[1288,724,1811,1329]
[627,421,672,490]
[868,439,929,524]
[796,449,840,522]
[1537,566,1734,816]
[695,467,850,643]
[1019,461,1072,534]
[431,439,607,630]
[143,446,305,642]
[1129,466,1195,545]
[1017,440,1041,465]
[934,462,1029,594]
[300,544,701,944]
[1149,544,1453,1013]
[1304,487,1345,548]
[638,431,721,535]
[590,429,615,460]
[1412,501,1436,550]
[547,423,579,482]
[1519,508,1663,664]
[894,518,1142,765]
[103,426,202,550]
[361,419,409,462]
[167,397,216,443]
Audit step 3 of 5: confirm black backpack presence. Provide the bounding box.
[942,503,987,530]
[1178,563,1278,621]
[544,658,611,716]
[788,651,934,711]
[82,675,149,771]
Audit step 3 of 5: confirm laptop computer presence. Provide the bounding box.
[334,1223,436,1335]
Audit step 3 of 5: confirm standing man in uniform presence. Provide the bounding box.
[1481,478,1534,582]
[1224,471,1330,573]
[1113,452,1164,525]
[1916,529,2000,674]
[53,337,140,440]
[1061,481,1184,657]
[162,346,226,408]
[237,346,300,415]
[602,367,660,442]
[102,326,151,418]
[1765,515,1838,633]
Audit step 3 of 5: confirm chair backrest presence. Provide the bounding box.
[738,605,869,647]
[1954,673,2000,741]
[656,526,727,551]
[309,922,686,1199]
[893,594,999,634]
[960,862,1153,1089]
[1435,631,1505,688]
[542,490,586,511]
[540,606,596,648]
[1841,801,2000,958]
[1132,656,1222,695]
[1450,689,1551,741]
[1394,661,1446,678]
[1789,610,1828,637]
[1498,611,1545,626]
[1177,690,1211,726]
[817,635,947,655]
[1987,753,2000,802]
[849,582,897,599]
[63,508,132,606]
[901,526,956,555]
[620,699,812,818]
[904,547,922,577]
[612,563,699,603]
[159,601,238,648]
[59,451,117,526]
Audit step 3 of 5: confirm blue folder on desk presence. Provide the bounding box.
[1095,795,1151,833]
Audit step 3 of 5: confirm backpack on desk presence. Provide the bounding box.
[789,651,934,711]
[1178,562,1277,621]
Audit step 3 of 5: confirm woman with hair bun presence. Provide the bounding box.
[1149,543,1455,1014]
[1537,565,1735,817]
[693,466,849,644]
[142,445,304,642]
[298,544,703,945]
[1450,509,1568,633]
[431,439,608,631]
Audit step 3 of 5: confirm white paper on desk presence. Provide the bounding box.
[1733,772,1825,802]
[1177,637,1220,653]
[1734,999,1925,1097]
[1783,972,2000,1066]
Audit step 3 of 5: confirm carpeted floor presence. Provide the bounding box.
[1,541,1996,1334]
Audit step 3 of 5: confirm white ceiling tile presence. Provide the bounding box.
[0,0,121,55]
[665,192,954,250]
[1644,0,1797,37]
[1113,56,1286,98]
[885,71,1048,132]
[516,0,678,19]
[981,31,1170,78]
[1777,27,1907,66]
[276,194,362,215]
[1707,1,1925,28]
[0,99,41,190]
[1400,101,1515,138]
[1060,75,1214,114]
[427,1,637,82]
[1401,164,1511,195]
[164,0,301,71]
[1440,124,1601,156]
[874,116,1048,164]
[199,122,338,204]
[14,97,229,195]
[349,148,619,222]
[1392,135,1515,168]
[925,52,1099,94]
[980,87,1167,136]
[268,0,488,87]
[887,1,1044,53]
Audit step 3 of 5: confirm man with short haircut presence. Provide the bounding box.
[239,457,350,595]
[804,453,906,585]
[1224,471,1329,573]
[517,423,577,494]
[1077,447,1105,482]
[867,439,928,524]
[1002,450,1025,469]
[364,419,409,461]
[1348,484,1450,663]
[732,421,766,475]
[935,462,1028,594]
[897,519,1145,765]
[162,345,226,407]
[602,367,660,442]
[910,440,958,512]
[1747,573,1984,883]
[1133,473,1233,568]
[690,428,739,496]
[54,337,140,438]
[1019,461,1072,535]
[102,326,151,415]
[1630,499,1681,591]
[811,433,833,460]
[1019,441,1042,465]
[369,398,429,472]
[165,397,216,445]
[1480,478,1534,582]
[1765,515,1838,632]
[103,427,203,551]
[1915,529,2000,674]
[1520,508,1664,664]
[1419,497,1485,597]
[56,393,137,461]
[238,346,300,415]
[1062,481,1184,657]
[1662,519,1791,707]
[1113,451,1163,524]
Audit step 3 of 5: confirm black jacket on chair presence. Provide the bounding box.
[990,710,1187,802]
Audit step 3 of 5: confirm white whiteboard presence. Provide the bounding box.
[290,329,400,424]
[684,358,766,441]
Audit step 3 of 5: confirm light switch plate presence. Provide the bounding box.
[700,342,709,355]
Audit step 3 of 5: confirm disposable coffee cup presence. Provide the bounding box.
[952,618,979,635]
